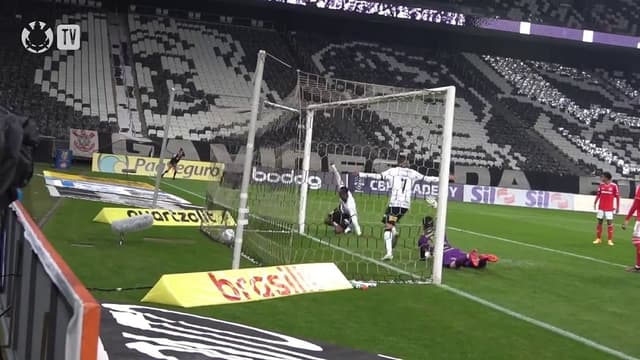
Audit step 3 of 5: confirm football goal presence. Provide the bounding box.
[202,50,456,284]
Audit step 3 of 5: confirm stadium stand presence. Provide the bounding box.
[289,31,527,170]
[439,0,640,36]
[482,54,640,175]
[127,13,296,141]
[36,12,118,126]
[0,8,121,139]
[5,4,640,177]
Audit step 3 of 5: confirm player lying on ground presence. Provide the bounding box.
[324,164,361,235]
[593,171,620,246]
[418,216,498,269]
[622,184,640,272]
[376,156,454,261]
[162,148,185,180]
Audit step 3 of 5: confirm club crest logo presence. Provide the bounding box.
[72,129,96,153]
[21,21,54,54]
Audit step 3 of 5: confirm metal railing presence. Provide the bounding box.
[0,203,100,360]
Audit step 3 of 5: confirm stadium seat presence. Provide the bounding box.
[4,5,640,176]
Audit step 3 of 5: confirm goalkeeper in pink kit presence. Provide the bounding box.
[418,216,498,269]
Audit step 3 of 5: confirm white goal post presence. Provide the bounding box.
[298,87,456,285]
[231,49,456,285]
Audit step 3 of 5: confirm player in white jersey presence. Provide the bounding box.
[379,157,443,261]
[324,164,362,235]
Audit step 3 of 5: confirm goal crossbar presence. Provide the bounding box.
[264,100,301,114]
[305,86,454,111]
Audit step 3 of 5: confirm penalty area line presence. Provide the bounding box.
[440,284,639,360]
[164,181,639,360]
[448,227,627,269]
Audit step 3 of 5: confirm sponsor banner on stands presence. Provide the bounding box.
[572,194,634,215]
[250,167,337,191]
[459,166,583,193]
[463,186,574,210]
[93,208,236,227]
[94,134,640,195]
[99,303,397,360]
[43,171,195,210]
[87,134,640,197]
[141,263,352,308]
[349,172,464,201]
[69,128,98,158]
[91,152,225,182]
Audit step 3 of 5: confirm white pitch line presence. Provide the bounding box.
[441,284,639,360]
[164,181,639,360]
[449,227,627,268]
[377,354,403,360]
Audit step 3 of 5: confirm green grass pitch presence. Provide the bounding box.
[23,163,640,360]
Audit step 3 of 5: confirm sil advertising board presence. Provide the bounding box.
[463,186,573,210]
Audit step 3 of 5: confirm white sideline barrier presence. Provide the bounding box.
[572,194,634,215]
[462,184,636,215]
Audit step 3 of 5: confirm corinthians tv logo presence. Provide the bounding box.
[21,21,53,54]
[21,20,81,53]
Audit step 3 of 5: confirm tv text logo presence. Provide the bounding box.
[21,21,80,53]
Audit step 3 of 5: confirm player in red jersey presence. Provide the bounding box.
[593,172,620,246]
[623,185,640,272]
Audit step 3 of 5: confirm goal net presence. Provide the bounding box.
[202,52,455,284]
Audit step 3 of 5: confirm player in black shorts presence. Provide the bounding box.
[325,207,352,234]
[382,206,409,225]
[162,148,185,179]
